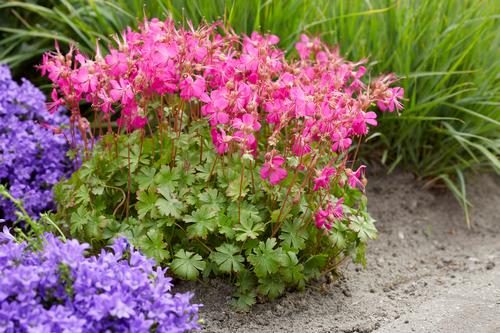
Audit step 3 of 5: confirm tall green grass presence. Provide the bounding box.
[1,0,499,225]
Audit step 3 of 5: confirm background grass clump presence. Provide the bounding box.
[1,0,498,222]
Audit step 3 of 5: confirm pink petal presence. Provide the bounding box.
[269,168,287,185]
[260,165,270,180]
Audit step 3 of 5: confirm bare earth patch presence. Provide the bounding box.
[178,171,500,333]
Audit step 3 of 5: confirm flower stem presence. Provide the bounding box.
[272,170,298,237]
[238,160,245,224]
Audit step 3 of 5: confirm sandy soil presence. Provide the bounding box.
[179,170,500,333]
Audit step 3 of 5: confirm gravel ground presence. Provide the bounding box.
[178,170,500,333]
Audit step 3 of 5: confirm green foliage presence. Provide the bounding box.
[54,120,375,307]
[0,185,66,248]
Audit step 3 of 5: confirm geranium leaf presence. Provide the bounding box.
[350,215,377,242]
[226,177,248,202]
[156,186,184,218]
[198,188,225,213]
[136,190,158,219]
[139,229,170,263]
[210,243,244,273]
[70,206,88,235]
[279,220,308,251]
[234,217,265,242]
[183,207,217,239]
[171,249,206,280]
[138,166,156,191]
[248,238,284,278]
[258,275,285,299]
[303,254,328,280]
[233,290,256,310]
[154,166,179,191]
[281,252,305,285]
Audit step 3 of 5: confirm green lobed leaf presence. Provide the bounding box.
[233,290,256,310]
[137,166,157,191]
[281,252,305,285]
[198,188,225,213]
[135,189,158,219]
[258,275,285,300]
[350,215,377,242]
[234,217,265,242]
[248,238,286,278]
[226,177,249,201]
[183,207,217,239]
[303,254,329,280]
[279,220,308,251]
[156,186,184,218]
[154,166,180,191]
[139,229,170,263]
[70,206,88,235]
[171,249,206,280]
[210,243,244,273]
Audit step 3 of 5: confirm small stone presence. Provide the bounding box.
[486,262,495,270]
[410,200,418,210]
[370,288,376,293]
[342,289,352,297]
[404,320,409,324]
[398,231,405,240]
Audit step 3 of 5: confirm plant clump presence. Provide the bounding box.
[43,18,403,307]
[0,229,201,332]
[0,65,76,224]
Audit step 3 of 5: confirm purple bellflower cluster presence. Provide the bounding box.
[0,65,74,223]
[0,230,201,332]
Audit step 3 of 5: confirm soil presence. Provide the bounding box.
[178,170,500,333]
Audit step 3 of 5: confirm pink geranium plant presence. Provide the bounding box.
[44,18,403,306]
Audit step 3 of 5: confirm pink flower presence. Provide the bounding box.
[295,34,312,60]
[47,89,64,114]
[231,114,261,152]
[105,50,128,76]
[109,78,134,104]
[260,155,288,185]
[352,111,378,135]
[72,66,97,94]
[331,128,352,152]
[290,87,315,117]
[315,198,344,230]
[180,76,210,103]
[315,209,330,230]
[230,83,252,111]
[346,165,366,191]
[231,114,261,132]
[349,66,366,91]
[202,88,230,125]
[291,136,311,157]
[313,167,336,191]
[377,87,404,112]
[97,89,113,113]
[131,116,147,129]
[211,128,230,155]
[155,43,178,64]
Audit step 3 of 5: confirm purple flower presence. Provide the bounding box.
[0,65,76,223]
[0,232,201,332]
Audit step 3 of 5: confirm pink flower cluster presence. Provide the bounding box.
[41,18,403,231]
